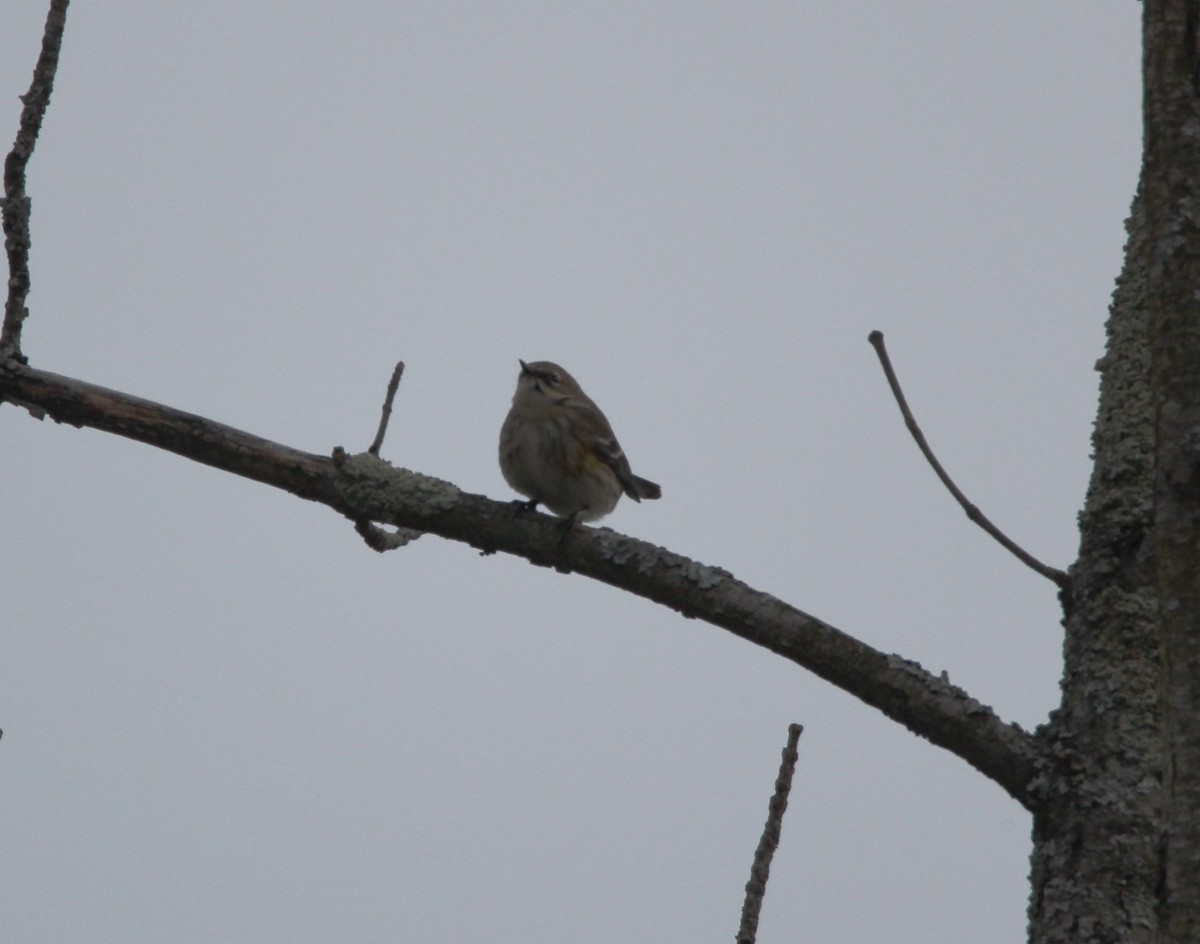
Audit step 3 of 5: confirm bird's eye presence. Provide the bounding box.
[545,372,561,386]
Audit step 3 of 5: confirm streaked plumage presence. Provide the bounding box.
[499,360,661,522]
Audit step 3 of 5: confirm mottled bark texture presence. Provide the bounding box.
[1029,1,1200,941]
[1145,0,1200,935]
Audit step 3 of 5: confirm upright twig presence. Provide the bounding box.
[356,361,421,551]
[867,331,1070,590]
[737,723,803,944]
[2,0,70,359]
[368,361,405,456]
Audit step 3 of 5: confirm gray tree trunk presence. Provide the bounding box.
[1028,1,1200,940]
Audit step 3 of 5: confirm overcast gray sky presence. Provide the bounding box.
[1,3,1140,942]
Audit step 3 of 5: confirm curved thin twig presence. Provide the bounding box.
[868,331,1070,590]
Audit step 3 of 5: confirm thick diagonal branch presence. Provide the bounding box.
[0,360,1040,808]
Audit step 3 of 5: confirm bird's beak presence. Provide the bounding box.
[519,359,531,375]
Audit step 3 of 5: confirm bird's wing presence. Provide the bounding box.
[563,395,643,500]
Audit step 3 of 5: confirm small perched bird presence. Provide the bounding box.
[499,359,661,523]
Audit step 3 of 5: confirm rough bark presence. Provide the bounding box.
[1029,183,1161,943]
[1028,1,1200,941]
[1144,0,1200,936]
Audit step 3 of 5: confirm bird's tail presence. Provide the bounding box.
[630,475,662,501]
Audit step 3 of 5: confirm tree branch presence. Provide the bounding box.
[868,330,1071,591]
[0,0,1038,812]
[0,359,1040,809]
[2,0,69,359]
[357,360,421,550]
[737,723,803,944]
[368,360,405,457]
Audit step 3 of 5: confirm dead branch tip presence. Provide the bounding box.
[736,722,804,944]
[367,361,405,456]
[868,330,1070,591]
[2,0,71,359]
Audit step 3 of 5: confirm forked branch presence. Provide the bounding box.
[357,360,422,551]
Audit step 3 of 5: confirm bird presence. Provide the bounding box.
[499,359,661,524]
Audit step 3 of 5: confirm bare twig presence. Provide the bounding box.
[737,723,803,944]
[868,331,1070,590]
[356,361,421,549]
[2,0,70,359]
[368,361,405,456]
